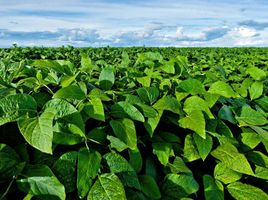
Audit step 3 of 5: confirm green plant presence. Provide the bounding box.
[0,48,267,200]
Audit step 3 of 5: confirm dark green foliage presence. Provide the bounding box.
[0,47,268,200]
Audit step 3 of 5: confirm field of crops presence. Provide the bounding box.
[0,47,268,200]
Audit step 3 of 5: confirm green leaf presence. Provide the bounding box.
[139,175,161,199]
[111,101,145,122]
[203,175,224,200]
[83,98,105,121]
[17,176,65,200]
[80,52,92,73]
[168,157,192,174]
[0,144,22,180]
[87,173,127,200]
[52,151,77,193]
[61,72,79,87]
[247,67,266,80]
[246,151,268,168]
[136,87,159,104]
[104,152,140,190]
[44,99,85,131]
[144,110,163,137]
[227,182,268,200]
[99,67,115,91]
[255,96,268,112]
[214,162,242,184]
[218,105,236,124]
[183,134,200,162]
[107,135,128,152]
[211,143,254,175]
[153,96,182,115]
[254,166,268,180]
[249,81,263,100]
[236,106,267,126]
[193,133,213,161]
[179,110,206,139]
[53,85,86,100]
[129,149,143,173]
[208,81,238,98]
[162,174,199,199]
[110,118,137,150]
[177,78,205,95]
[241,132,261,149]
[135,103,158,118]
[77,148,102,199]
[183,96,214,119]
[0,94,37,126]
[152,142,173,166]
[18,111,54,154]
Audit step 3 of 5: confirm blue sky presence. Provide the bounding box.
[0,0,268,47]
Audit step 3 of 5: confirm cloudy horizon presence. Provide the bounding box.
[0,0,268,47]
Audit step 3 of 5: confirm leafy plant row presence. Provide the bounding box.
[0,49,267,200]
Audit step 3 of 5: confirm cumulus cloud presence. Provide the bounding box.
[238,20,268,30]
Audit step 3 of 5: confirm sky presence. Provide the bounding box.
[0,0,268,47]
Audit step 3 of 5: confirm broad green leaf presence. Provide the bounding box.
[99,67,115,91]
[129,149,143,173]
[203,93,219,108]
[227,182,268,200]
[214,162,242,184]
[247,67,266,80]
[89,88,111,101]
[183,134,200,162]
[193,133,213,161]
[110,118,137,150]
[0,94,37,126]
[218,105,236,124]
[52,151,77,193]
[152,142,173,166]
[139,175,161,199]
[183,96,214,119]
[236,106,267,126]
[53,85,86,100]
[17,176,65,200]
[162,174,199,199]
[82,98,105,121]
[111,101,145,122]
[203,175,224,200]
[246,151,268,168]
[144,110,163,137]
[107,135,128,152]
[77,148,102,199]
[255,96,268,112]
[136,76,151,87]
[87,173,127,200]
[104,152,140,190]
[211,143,254,175]
[136,87,159,104]
[18,111,54,154]
[135,103,158,118]
[177,78,205,95]
[254,166,268,180]
[153,96,182,115]
[80,52,92,73]
[249,81,263,100]
[0,144,22,180]
[168,157,192,174]
[44,99,85,131]
[241,132,261,149]
[208,81,238,98]
[61,72,79,87]
[179,110,206,139]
